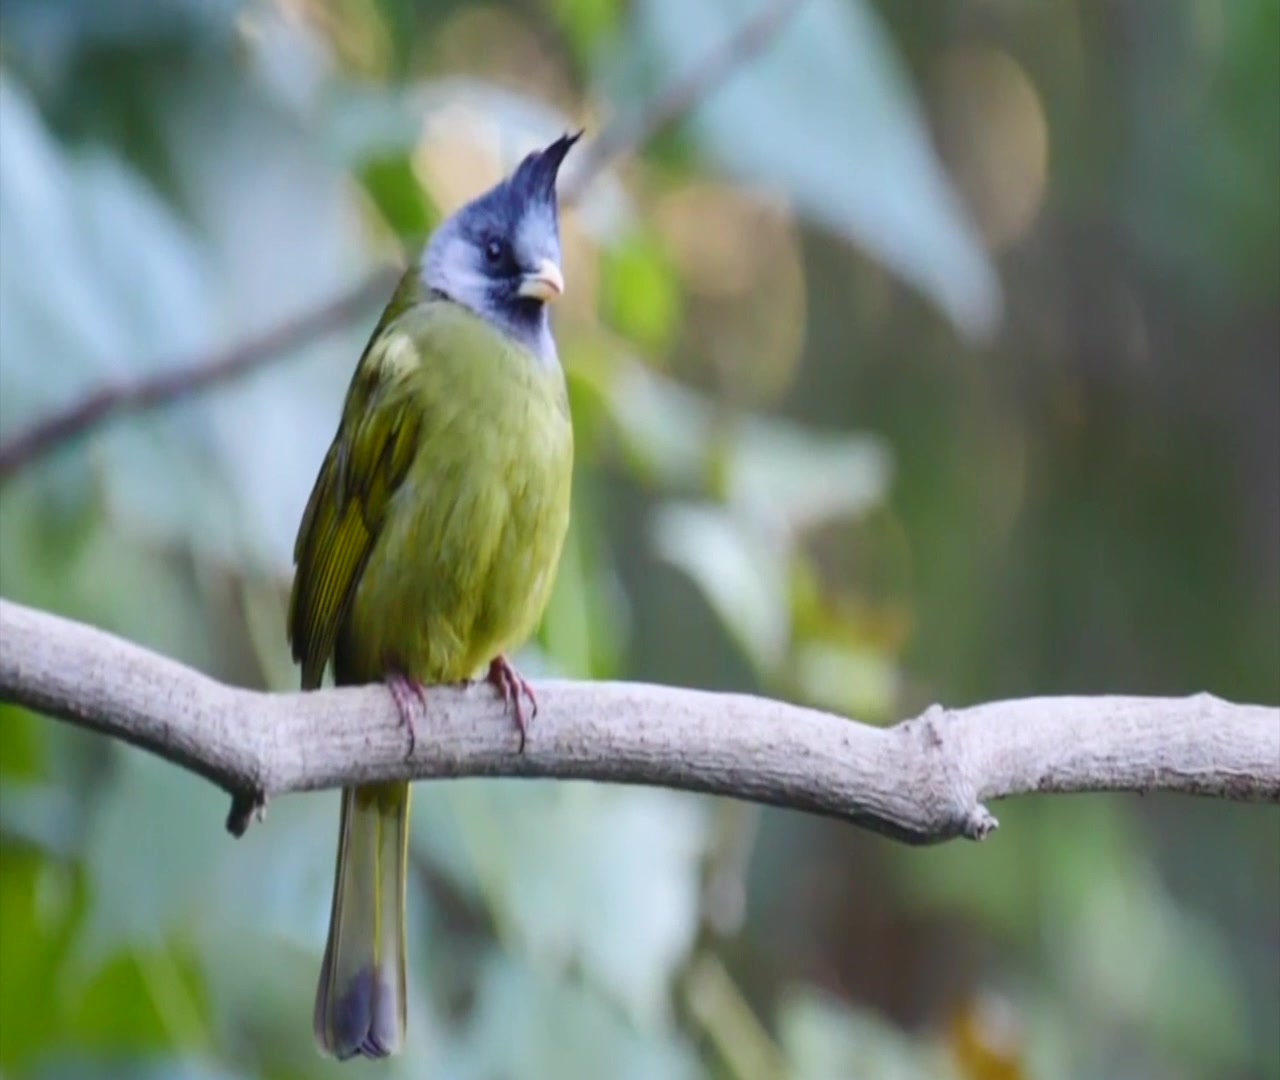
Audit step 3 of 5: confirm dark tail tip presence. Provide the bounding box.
[317,964,402,1060]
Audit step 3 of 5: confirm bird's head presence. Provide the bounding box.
[421,131,582,358]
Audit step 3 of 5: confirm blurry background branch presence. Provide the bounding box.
[559,0,806,203]
[4,598,1275,842]
[0,272,397,480]
[0,0,805,483]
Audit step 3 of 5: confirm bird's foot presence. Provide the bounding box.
[486,655,537,753]
[386,672,427,760]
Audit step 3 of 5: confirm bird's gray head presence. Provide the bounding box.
[421,131,582,362]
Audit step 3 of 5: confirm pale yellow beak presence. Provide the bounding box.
[517,258,565,303]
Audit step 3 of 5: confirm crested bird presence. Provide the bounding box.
[288,131,580,1059]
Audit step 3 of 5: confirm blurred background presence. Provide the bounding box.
[0,0,1277,1077]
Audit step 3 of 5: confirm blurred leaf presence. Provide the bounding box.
[607,360,712,486]
[947,993,1026,1080]
[651,501,790,671]
[192,794,335,955]
[539,496,630,678]
[1048,813,1251,1072]
[149,71,375,571]
[900,799,1252,1074]
[0,66,377,573]
[620,0,1001,341]
[358,152,439,240]
[415,781,709,1025]
[441,952,703,1080]
[238,1,334,120]
[1125,0,1280,300]
[0,0,245,87]
[0,704,47,779]
[0,75,216,430]
[79,748,225,959]
[780,987,957,1080]
[67,946,212,1056]
[31,1058,246,1080]
[683,952,786,1080]
[0,484,221,671]
[0,845,83,1069]
[611,360,890,534]
[789,640,898,719]
[729,418,889,536]
[0,780,81,855]
[600,231,683,353]
[549,0,626,70]
[627,359,893,681]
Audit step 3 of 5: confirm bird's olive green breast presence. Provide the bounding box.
[334,299,573,684]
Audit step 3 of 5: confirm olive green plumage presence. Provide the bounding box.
[290,283,573,688]
[287,132,579,1060]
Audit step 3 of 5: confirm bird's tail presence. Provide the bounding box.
[313,781,410,1059]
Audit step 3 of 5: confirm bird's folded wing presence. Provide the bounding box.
[288,329,424,689]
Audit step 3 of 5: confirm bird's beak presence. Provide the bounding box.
[517,259,565,303]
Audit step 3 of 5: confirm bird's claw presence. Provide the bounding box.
[486,655,537,752]
[387,672,427,760]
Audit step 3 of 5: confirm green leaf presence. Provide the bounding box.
[613,359,893,681]
[548,0,626,70]
[66,946,213,1056]
[0,0,245,83]
[651,502,790,672]
[358,153,439,240]
[538,497,629,678]
[0,67,378,573]
[609,361,890,534]
[31,1058,247,1080]
[0,844,84,1070]
[79,748,226,959]
[0,780,81,855]
[441,952,704,1080]
[0,75,215,431]
[1045,805,1250,1071]
[0,704,47,779]
[414,781,709,1024]
[790,640,899,719]
[600,231,683,352]
[619,0,1001,341]
[780,988,957,1080]
[728,418,889,535]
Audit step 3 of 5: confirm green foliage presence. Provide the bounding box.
[601,231,684,354]
[0,1,1275,1077]
[624,0,1001,342]
[780,989,956,1080]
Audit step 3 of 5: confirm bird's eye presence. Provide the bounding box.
[484,238,506,265]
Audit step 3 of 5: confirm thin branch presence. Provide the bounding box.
[2,599,1276,842]
[0,271,398,482]
[559,0,806,202]
[0,0,807,481]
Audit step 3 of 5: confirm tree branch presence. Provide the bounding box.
[0,271,398,482]
[559,0,806,203]
[3,598,1275,842]
[0,0,806,481]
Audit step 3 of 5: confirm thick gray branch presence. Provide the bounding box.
[1,598,1276,842]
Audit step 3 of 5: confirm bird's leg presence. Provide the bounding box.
[486,655,537,753]
[385,671,427,760]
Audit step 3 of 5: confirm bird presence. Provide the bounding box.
[287,131,580,1059]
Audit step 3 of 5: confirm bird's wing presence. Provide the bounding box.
[288,318,425,690]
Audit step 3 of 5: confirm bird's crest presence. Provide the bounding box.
[508,131,583,208]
